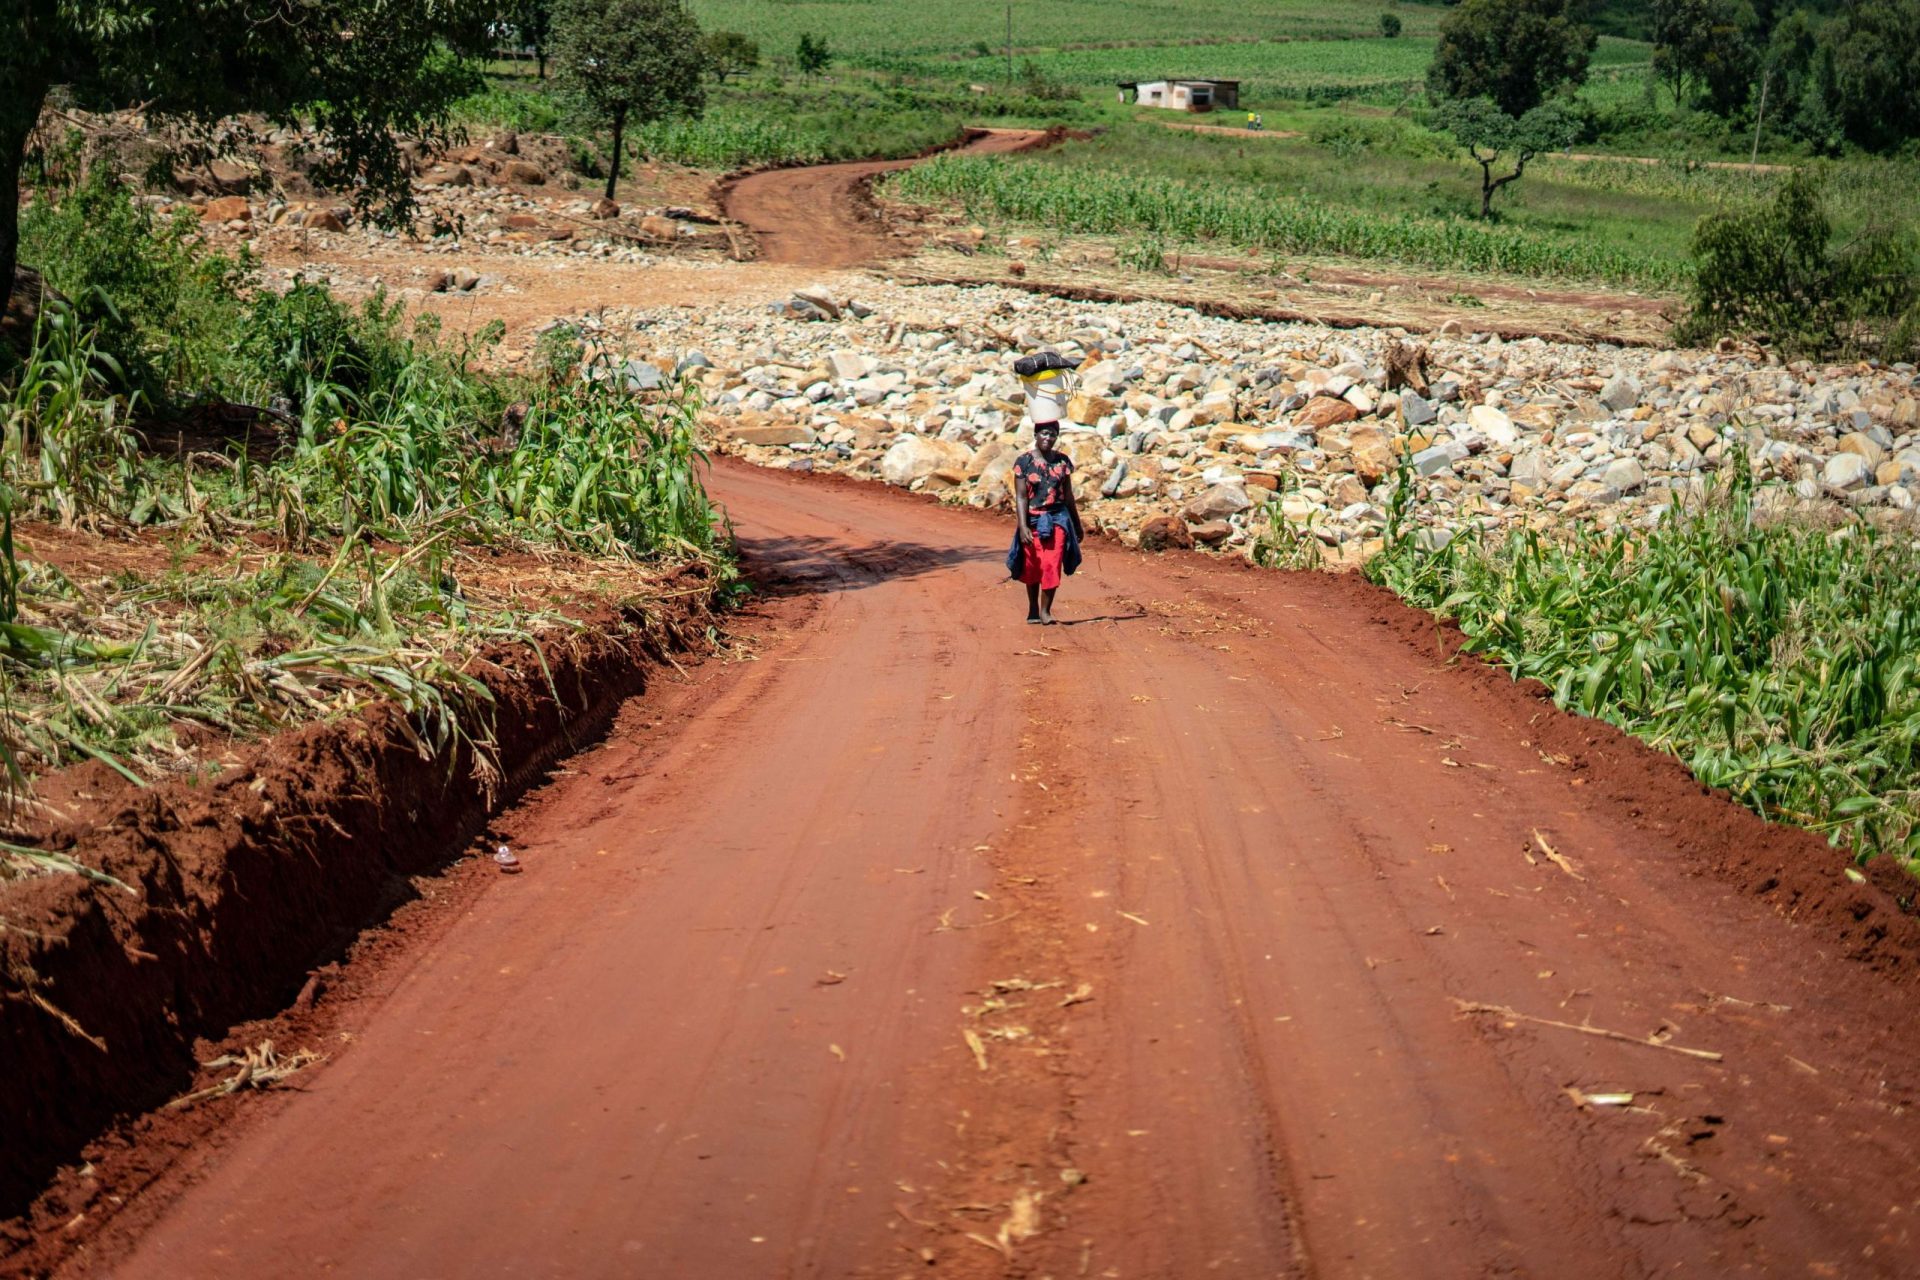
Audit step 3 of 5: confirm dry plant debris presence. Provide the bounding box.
[167,1039,325,1110]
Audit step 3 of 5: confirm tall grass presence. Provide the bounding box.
[1366,455,1920,866]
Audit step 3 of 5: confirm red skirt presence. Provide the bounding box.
[1020,527,1067,589]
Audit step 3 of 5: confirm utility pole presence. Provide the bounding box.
[1006,2,1013,85]
[1750,66,1771,168]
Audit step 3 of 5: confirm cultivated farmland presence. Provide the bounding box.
[687,0,1451,63]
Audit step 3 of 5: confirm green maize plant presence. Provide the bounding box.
[477,369,726,560]
[1366,449,1920,867]
[0,298,145,529]
[888,154,1687,288]
[635,110,828,167]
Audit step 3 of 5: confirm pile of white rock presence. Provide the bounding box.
[597,280,1920,557]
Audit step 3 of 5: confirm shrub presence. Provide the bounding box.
[796,32,832,77]
[1676,170,1920,358]
[235,280,409,410]
[1018,60,1077,102]
[1380,13,1403,37]
[17,170,252,396]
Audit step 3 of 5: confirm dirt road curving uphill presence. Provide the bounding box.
[71,459,1920,1279]
[723,128,1049,268]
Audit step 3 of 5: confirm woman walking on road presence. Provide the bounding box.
[1010,419,1084,624]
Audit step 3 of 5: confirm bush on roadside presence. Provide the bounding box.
[232,279,442,414]
[17,170,252,396]
[1675,170,1920,359]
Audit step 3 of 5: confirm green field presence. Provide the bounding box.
[455,2,1920,294]
[882,103,1920,290]
[687,0,1453,65]
[936,34,1649,103]
[888,145,1689,288]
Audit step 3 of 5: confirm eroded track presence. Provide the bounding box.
[62,462,1920,1278]
[723,128,1047,268]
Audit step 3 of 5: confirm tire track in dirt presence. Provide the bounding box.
[41,459,1920,1278]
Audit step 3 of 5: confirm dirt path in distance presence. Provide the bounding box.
[71,459,1920,1280]
[1162,119,1304,140]
[723,128,1050,268]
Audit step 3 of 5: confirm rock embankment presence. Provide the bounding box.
[144,127,729,279]
[597,280,1919,556]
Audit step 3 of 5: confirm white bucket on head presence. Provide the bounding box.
[1028,384,1068,423]
[1020,366,1072,423]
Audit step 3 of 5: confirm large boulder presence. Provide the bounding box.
[201,195,251,224]
[1823,452,1871,491]
[1137,514,1194,551]
[880,435,971,487]
[730,423,815,447]
[1347,426,1397,484]
[1295,396,1359,430]
[975,452,1017,504]
[1184,482,1253,522]
[208,158,253,194]
[1599,371,1641,413]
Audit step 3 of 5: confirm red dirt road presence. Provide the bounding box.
[725,129,1047,268]
[82,462,1920,1278]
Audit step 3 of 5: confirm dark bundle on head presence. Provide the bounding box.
[1013,351,1076,378]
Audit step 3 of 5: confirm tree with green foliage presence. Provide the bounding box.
[551,0,708,202]
[1432,96,1582,217]
[704,31,761,82]
[0,0,494,322]
[509,0,554,79]
[1817,0,1920,151]
[1381,12,1404,37]
[1427,0,1597,116]
[796,32,833,79]
[1652,0,1759,110]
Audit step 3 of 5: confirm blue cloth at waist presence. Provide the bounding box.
[1032,509,1072,539]
[1005,509,1082,578]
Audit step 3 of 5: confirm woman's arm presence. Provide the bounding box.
[1013,470,1034,544]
